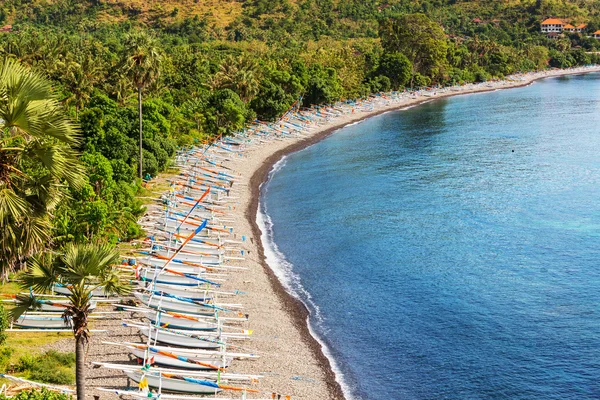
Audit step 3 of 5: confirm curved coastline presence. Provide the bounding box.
[244,66,600,400]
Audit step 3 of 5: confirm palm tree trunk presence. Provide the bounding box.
[75,335,86,400]
[138,86,143,180]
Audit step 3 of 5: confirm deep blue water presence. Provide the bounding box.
[260,74,600,400]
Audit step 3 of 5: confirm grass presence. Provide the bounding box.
[75,0,244,27]
[137,166,181,206]
[0,281,22,297]
[14,350,75,385]
[0,332,74,385]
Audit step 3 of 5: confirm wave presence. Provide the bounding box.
[345,119,365,128]
[257,157,355,400]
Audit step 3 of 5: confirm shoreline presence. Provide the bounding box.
[241,66,600,400]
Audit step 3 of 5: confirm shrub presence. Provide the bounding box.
[0,304,9,346]
[16,351,75,385]
[0,347,13,372]
[0,388,72,400]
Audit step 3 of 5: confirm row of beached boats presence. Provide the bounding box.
[101,139,263,397]
[91,125,316,398]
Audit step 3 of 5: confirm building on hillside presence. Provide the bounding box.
[564,24,576,32]
[0,25,12,33]
[593,30,600,39]
[546,32,561,40]
[576,24,587,32]
[541,18,564,33]
[473,18,484,24]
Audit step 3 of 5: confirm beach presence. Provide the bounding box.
[38,65,600,400]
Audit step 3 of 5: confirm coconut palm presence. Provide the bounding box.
[212,55,260,103]
[61,55,103,119]
[0,57,84,279]
[122,31,163,179]
[13,243,130,400]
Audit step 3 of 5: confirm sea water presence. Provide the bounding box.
[259,74,600,399]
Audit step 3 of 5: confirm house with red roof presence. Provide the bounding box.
[541,18,564,33]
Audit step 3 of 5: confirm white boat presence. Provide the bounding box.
[138,261,225,275]
[133,292,216,316]
[139,260,226,275]
[37,299,97,312]
[137,267,221,287]
[128,347,231,370]
[148,244,224,256]
[53,284,109,297]
[137,282,213,302]
[134,326,222,349]
[125,371,221,394]
[113,342,258,360]
[150,250,221,265]
[14,315,71,329]
[143,311,220,331]
[161,220,234,235]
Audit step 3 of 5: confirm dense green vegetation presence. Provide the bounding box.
[15,351,76,385]
[0,388,71,400]
[0,348,75,385]
[0,0,599,269]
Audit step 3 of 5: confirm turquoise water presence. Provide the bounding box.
[260,74,600,399]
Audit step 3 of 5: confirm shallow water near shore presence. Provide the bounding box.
[260,73,600,399]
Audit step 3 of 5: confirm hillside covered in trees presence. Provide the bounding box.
[1,0,599,273]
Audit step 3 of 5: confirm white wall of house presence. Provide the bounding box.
[541,24,563,33]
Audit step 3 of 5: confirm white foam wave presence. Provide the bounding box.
[257,160,355,400]
[345,119,365,128]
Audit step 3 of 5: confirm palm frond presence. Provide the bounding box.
[19,251,61,293]
[9,294,42,321]
[0,188,28,221]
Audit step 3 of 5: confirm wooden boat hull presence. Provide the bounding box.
[133,292,215,316]
[137,326,221,349]
[137,282,214,302]
[137,268,215,287]
[151,243,224,255]
[37,300,97,312]
[125,371,221,394]
[145,312,219,331]
[14,316,71,329]
[152,251,220,265]
[140,260,219,275]
[53,285,108,297]
[129,347,231,370]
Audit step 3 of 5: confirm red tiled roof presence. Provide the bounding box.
[541,18,564,25]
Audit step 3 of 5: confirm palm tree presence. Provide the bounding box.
[122,31,163,179]
[0,57,84,279]
[212,55,260,103]
[12,243,130,400]
[61,55,103,119]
